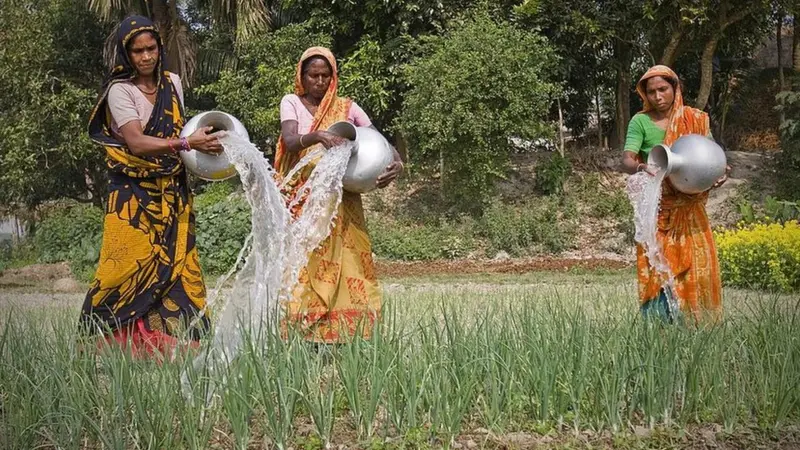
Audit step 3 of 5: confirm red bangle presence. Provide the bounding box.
[168,138,178,154]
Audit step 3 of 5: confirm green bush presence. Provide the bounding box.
[194,180,238,209]
[27,187,253,279]
[0,240,11,272]
[573,173,633,221]
[195,191,251,275]
[479,197,575,255]
[369,217,476,261]
[776,90,800,198]
[0,240,40,274]
[535,153,571,195]
[398,14,559,214]
[34,203,103,277]
[737,196,800,224]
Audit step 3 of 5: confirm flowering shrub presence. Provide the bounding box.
[714,220,800,291]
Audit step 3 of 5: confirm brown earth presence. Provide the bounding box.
[0,262,71,287]
[376,257,630,278]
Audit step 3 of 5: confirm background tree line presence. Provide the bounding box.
[1,0,797,216]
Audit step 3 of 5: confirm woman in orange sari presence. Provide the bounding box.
[622,65,729,324]
[275,47,403,343]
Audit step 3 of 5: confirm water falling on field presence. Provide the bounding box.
[182,133,353,393]
[626,167,679,314]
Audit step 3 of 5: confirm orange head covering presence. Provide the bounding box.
[635,65,709,147]
[274,47,352,179]
[294,46,339,97]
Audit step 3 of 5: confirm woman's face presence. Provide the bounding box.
[645,76,675,113]
[302,58,333,100]
[127,32,159,78]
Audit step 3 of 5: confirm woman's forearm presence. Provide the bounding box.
[621,153,643,175]
[125,133,178,157]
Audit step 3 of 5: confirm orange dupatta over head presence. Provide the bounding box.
[274,47,352,178]
[634,65,721,322]
[636,65,709,147]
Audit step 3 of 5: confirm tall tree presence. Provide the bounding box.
[0,0,111,209]
[693,0,771,110]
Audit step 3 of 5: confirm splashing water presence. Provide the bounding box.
[182,133,353,396]
[626,168,680,316]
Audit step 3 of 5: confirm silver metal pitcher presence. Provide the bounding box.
[647,134,727,194]
[179,111,248,181]
[327,121,395,193]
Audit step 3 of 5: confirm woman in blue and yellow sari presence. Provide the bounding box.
[80,16,223,356]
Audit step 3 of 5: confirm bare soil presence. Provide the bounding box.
[377,257,630,278]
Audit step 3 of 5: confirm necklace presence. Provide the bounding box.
[137,85,157,96]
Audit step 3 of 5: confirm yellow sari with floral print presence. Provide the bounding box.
[275,47,381,343]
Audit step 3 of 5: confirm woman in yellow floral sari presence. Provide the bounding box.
[622,65,729,324]
[275,47,403,343]
[80,16,223,356]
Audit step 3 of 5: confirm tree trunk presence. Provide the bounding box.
[614,41,633,150]
[694,0,758,110]
[557,97,565,157]
[779,12,786,123]
[595,85,603,148]
[695,36,720,111]
[794,15,800,75]
[660,27,684,67]
[150,0,177,75]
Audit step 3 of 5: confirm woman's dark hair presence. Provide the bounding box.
[640,74,678,93]
[301,55,333,75]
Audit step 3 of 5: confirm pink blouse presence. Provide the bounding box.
[107,73,184,134]
[279,94,371,133]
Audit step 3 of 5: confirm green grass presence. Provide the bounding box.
[1,276,799,449]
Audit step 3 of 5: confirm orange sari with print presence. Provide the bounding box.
[275,47,381,343]
[634,65,722,323]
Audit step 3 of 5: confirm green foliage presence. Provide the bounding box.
[0,0,109,208]
[33,203,104,278]
[369,217,476,261]
[737,196,800,224]
[776,90,800,198]
[0,241,13,273]
[535,153,572,195]
[194,191,251,275]
[575,173,634,221]
[193,180,239,209]
[0,241,40,275]
[398,15,559,214]
[338,38,396,128]
[201,23,332,151]
[480,197,575,255]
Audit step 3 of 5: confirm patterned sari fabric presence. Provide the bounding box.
[81,16,208,356]
[275,47,381,343]
[633,65,723,324]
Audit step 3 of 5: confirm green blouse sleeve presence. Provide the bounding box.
[624,114,644,153]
